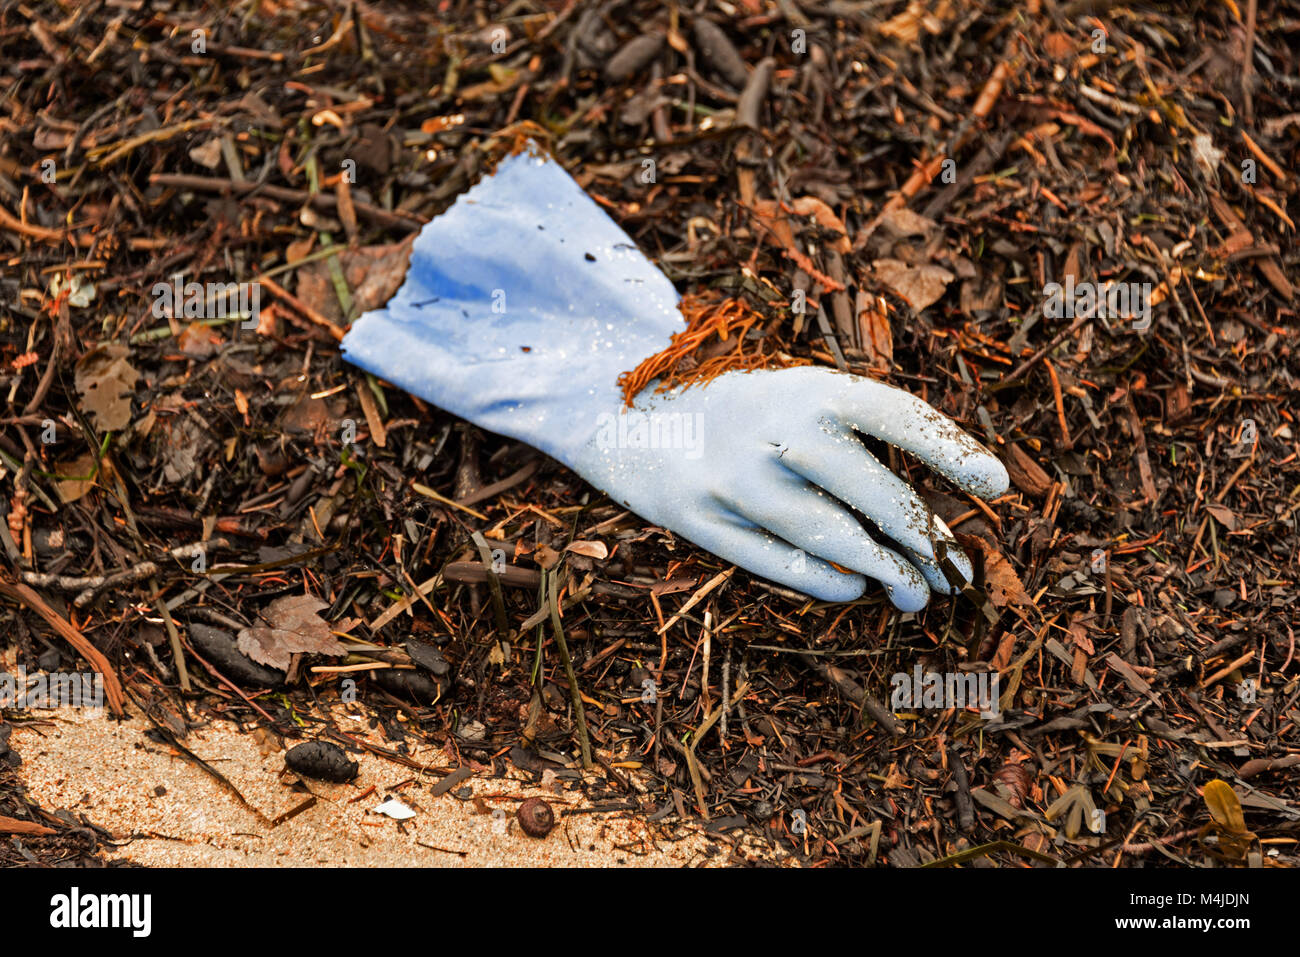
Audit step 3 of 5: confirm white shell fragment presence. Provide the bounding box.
[374,798,416,821]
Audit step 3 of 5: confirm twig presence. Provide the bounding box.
[1199,649,1256,691]
[181,637,281,726]
[547,567,592,769]
[0,578,126,715]
[1043,359,1073,449]
[21,539,232,607]
[412,481,488,520]
[471,531,510,638]
[259,276,344,342]
[683,679,751,819]
[0,815,57,836]
[997,314,1094,387]
[656,568,733,635]
[455,460,540,507]
[0,201,80,246]
[947,745,976,831]
[148,173,425,230]
[798,652,901,735]
[1118,827,1199,856]
[735,57,774,130]
[1242,0,1257,126]
[369,572,441,631]
[153,592,191,693]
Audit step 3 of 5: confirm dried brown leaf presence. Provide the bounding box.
[238,594,346,671]
[54,451,102,504]
[1205,503,1238,531]
[176,321,222,357]
[295,237,416,324]
[564,540,608,560]
[976,540,1030,608]
[872,258,954,312]
[878,206,937,238]
[74,344,139,432]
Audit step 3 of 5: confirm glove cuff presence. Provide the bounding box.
[341,149,683,463]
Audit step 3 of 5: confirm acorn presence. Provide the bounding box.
[517,798,555,838]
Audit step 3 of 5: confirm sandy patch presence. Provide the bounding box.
[11,703,780,868]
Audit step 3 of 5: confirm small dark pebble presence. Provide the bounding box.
[374,667,445,702]
[517,798,555,838]
[32,526,68,559]
[286,741,359,782]
[405,638,450,677]
[37,648,61,671]
[188,622,285,687]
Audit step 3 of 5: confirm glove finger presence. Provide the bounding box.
[679,512,866,603]
[781,432,972,594]
[722,479,930,611]
[830,378,1009,500]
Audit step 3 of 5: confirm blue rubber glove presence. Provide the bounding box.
[341,149,1008,608]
